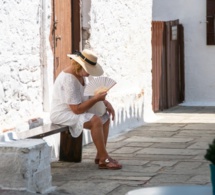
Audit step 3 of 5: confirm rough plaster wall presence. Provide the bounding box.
[85,0,154,137]
[0,0,52,131]
[0,0,154,148]
[153,0,215,106]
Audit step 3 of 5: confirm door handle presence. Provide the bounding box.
[56,35,61,40]
[55,35,61,46]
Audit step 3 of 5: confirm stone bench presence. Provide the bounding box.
[0,139,55,194]
[16,123,83,163]
[0,124,83,193]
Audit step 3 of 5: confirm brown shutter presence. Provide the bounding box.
[207,0,215,45]
[72,0,80,52]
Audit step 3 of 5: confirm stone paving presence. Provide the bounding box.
[1,106,215,195]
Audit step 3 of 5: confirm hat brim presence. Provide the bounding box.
[67,54,103,76]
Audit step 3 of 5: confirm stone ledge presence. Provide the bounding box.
[0,139,55,194]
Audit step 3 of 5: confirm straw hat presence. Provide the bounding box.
[67,49,104,76]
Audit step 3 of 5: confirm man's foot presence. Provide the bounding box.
[98,158,122,170]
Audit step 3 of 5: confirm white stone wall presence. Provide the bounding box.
[0,0,154,145]
[0,0,53,131]
[153,0,215,106]
[82,0,154,137]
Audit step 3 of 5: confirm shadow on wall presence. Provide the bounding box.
[83,101,145,145]
[110,102,145,137]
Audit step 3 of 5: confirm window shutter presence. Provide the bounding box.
[207,0,215,45]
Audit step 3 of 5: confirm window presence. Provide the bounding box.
[207,0,215,45]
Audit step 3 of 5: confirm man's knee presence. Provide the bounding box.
[91,115,103,127]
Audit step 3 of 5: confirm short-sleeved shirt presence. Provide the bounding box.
[50,71,109,137]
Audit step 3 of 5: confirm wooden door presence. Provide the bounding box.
[53,0,80,79]
[152,20,184,112]
[151,21,167,111]
[51,0,82,162]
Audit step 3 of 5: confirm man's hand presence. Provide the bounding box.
[104,100,115,120]
[93,91,107,102]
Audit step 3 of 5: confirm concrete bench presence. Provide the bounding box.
[0,139,55,194]
[17,123,83,163]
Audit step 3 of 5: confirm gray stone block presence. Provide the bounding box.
[28,118,43,129]
[0,139,54,194]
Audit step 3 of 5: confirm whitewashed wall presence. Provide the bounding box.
[0,0,154,152]
[0,0,53,131]
[82,0,154,138]
[153,0,215,106]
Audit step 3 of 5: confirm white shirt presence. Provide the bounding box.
[50,71,94,137]
[50,71,109,137]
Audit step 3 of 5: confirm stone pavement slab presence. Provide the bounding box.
[1,106,215,195]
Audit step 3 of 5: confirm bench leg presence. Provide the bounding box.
[59,129,82,163]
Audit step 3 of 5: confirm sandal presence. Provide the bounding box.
[95,157,119,164]
[98,158,122,170]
